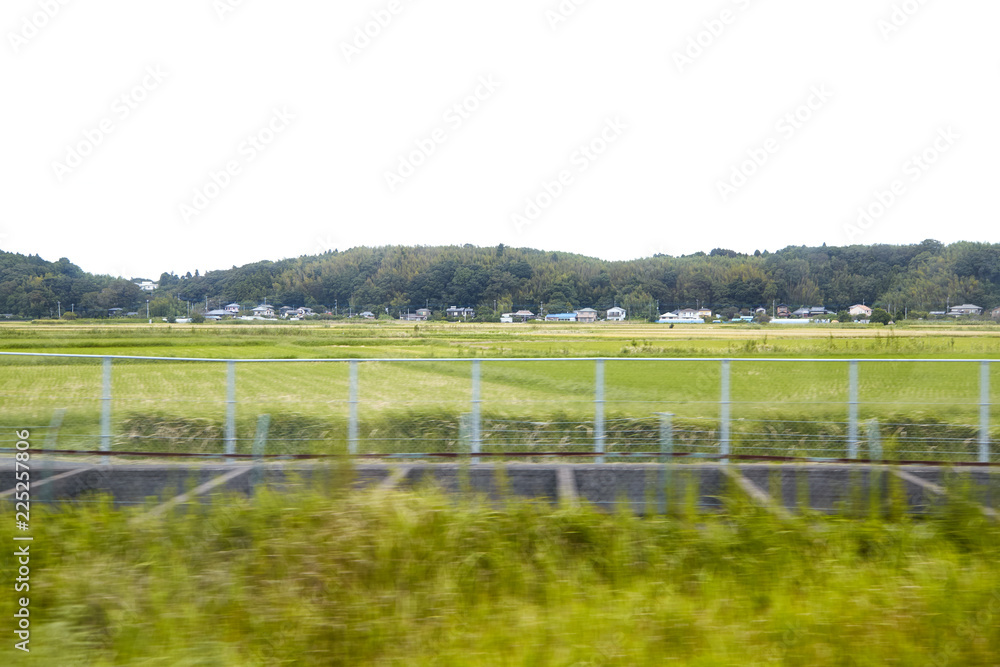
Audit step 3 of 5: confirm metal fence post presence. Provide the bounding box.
[251,414,270,487]
[348,360,359,455]
[868,418,881,462]
[980,360,991,464]
[225,360,236,462]
[595,359,605,464]
[658,412,674,514]
[41,408,66,505]
[471,359,481,464]
[101,357,112,465]
[848,360,859,459]
[720,359,730,464]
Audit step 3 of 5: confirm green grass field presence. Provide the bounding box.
[2,322,999,461]
[2,480,998,666]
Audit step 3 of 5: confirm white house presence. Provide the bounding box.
[658,311,704,324]
[297,307,314,318]
[849,304,872,318]
[500,313,514,323]
[359,311,376,319]
[135,280,157,292]
[575,308,598,323]
[225,303,241,314]
[948,304,983,316]
[676,308,699,318]
[545,313,577,322]
[252,305,275,318]
[606,306,626,321]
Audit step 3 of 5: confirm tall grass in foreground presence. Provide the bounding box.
[2,481,999,666]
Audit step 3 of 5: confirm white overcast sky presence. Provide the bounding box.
[2,0,998,279]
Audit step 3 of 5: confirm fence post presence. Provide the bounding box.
[868,418,883,517]
[40,408,67,505]
[348,360,359,455]
[658,412,674,514]
[471,359,481,464]
[101,357,112,465]
[225,360,236,462]
[595,359,605,464]
[868,418,881,462]
[720,359,730,464]
[848,360,859,459]
[980,361,991,464]
[251,414,270,487]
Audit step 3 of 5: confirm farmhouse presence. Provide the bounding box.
[948,304,983,316]
[399,312,423,321]
[500,313,514,323]
[776,304,791,317]
[605,306,626,321]
[514,309,535,321]
[545,313,577,322]
[359,311,376,319]
[992,306,1000,319]
[574,308,598,323]
[446,306,475,319]
[849,304,872,317]
[416,308,432,320]
[252,305,275,318]
[135,280,157,292]
[225,303,241,314]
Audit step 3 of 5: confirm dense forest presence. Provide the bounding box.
[2,239,999,319]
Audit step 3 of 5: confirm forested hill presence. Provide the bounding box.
[2,240,999,319]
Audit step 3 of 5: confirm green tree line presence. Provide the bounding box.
[2,239,999,319]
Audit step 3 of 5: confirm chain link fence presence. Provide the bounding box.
[1,353,997,465]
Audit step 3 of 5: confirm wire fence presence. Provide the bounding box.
[1,353,997,465]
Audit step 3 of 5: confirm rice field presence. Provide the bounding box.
[2,322,999,461]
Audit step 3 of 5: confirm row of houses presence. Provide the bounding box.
[204,303,315,320]
[400,306,629,322]
[505,307,627,323]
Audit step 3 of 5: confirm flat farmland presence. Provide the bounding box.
[2,321,999,460]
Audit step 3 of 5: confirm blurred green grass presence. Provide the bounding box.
[2,479,998,665]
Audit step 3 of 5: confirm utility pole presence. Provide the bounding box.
[57,301,61,318]
[146,299,149,319]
